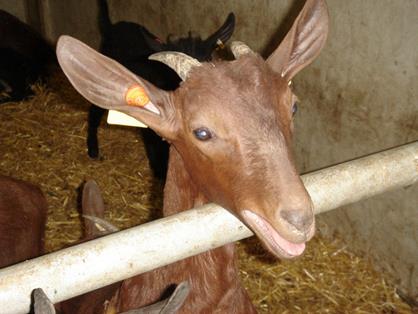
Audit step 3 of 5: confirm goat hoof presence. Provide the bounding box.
[88,148,99,159]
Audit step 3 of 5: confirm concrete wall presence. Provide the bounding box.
[0,0,26,22]
[40,1,101,48]
[292,0,418,297]
[1,0,42,33]
[31,0,418,297]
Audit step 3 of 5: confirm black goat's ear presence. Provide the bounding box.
[56,35,177,140]
[205,12,235,48]
[267,0,329,81]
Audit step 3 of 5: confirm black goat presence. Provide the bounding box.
[88,0,235,181]
[0,10,55,103]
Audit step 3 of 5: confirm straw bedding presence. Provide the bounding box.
[0,71,413,313]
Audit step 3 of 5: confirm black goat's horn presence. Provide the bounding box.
[231,41,254,58]
[149,52,201,81]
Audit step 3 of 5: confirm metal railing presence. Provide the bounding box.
[0,141,417,314]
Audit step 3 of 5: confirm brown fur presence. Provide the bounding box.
[0,175,47,268]
[114,56,305,313]
[0,176,119,313]
[56,0,329,312]
[60,56,309,313]
[58,181,122,314]
[117,147,257,313]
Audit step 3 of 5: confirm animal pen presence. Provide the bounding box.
[1,0,417,313]
[0,77,416,313]
[0,137,417,313]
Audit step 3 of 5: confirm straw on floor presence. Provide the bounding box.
[0,70,413,313]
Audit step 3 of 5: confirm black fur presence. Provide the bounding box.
[89,0,235,182]
[0,10,55,103]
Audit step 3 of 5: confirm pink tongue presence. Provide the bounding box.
[242,210,305,257]
[271,226,305,256]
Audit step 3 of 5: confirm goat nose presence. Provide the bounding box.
[280,209,313,232]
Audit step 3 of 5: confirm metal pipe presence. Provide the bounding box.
[0,142,417,314]
[302,141,418,214]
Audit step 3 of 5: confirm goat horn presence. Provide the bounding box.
[149,51,201,81]
[231,41,254,59]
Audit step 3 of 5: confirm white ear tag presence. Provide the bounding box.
[107,110,148,128]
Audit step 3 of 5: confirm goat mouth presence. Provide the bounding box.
[242,210,306,259]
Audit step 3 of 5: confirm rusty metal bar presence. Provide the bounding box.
[0,141,416,314]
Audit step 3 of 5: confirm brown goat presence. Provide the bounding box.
[57,0,329,312]
[0,175,47,268]
[59,180,190,314]
[0,177,107,313]
[0,176,50,312]
[0,177,187,313]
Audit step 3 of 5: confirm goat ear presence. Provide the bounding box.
[82,180,119,237]
[205,13,235,48]
[82,180,105,220]
[82,180,105,237]
[56,35,176,139]
[33,289,55,314]
[267,0,329,81]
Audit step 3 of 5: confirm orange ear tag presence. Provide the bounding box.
[125,85,160,114]
[126,85,149,107]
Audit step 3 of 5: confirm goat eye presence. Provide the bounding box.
[292,101,299,116]
[193,128,212,141]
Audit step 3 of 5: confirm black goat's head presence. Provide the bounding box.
[143,13,235,61]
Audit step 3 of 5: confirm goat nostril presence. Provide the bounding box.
[280,209,313,232]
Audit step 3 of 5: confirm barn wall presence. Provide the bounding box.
[40,1,101,49]
[0,0,27,22]
[0,0,43,33]
[37,0,418,297]
[291,0,418,297]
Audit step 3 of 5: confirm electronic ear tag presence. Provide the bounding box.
[107,110,147,128]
